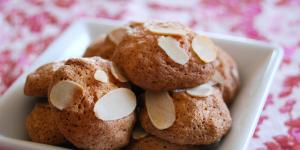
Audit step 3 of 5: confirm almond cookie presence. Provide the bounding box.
[128,136,200,150]
[48,57,136,150]
[83,35,115,59]
[112,21,215,91]
[212,47,240,104]
[140,85,231,145]
[26,103,65,145]
[24,62,64,96]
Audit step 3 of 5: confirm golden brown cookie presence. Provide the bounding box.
[112,21,215,91]
[83,35,116,59]
[26,103,65,145]
[213,47,240,104]
[48,57,136,150]
[127,136,200,150]
[140,86,231,145]
[24,62,64,96]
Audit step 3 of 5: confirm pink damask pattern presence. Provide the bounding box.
[0,0,299,149]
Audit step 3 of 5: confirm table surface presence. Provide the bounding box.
[0,0,300,149]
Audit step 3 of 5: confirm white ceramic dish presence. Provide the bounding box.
[0,19,283,150]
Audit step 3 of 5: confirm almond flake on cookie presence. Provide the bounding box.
[132,127,148,140]
[50,80,83,110]
[94,88,136,121]
[144,21,187,36]
[110,62,128,82]
[94,69,109,83]
[186,83,213,97]
[212,71,225,84]
[158,36,189,65]
[192,35,217,63]
[173,89,186,93]
[145,91,176,130]
[81,58,96,64]
[231,68,239,81]
[108,27,127,45]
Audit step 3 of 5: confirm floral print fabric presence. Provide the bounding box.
[0,0,300,149]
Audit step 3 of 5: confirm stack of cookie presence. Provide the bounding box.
[24,21,240,150]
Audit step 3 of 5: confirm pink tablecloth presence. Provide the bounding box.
[1,0,300,149]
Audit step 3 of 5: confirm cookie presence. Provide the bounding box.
[24,62,64,96]
[140,85,231,145]
[213,47,240,104]
[83,35,116,59]
[128,136,200,150]
[112,21,215,91]
[48,57,136,150]
[26,103,65,145]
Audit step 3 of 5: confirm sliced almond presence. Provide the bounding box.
[108,27,127,45]
[50,80,83,110]
[110,62,128,82]
[213,59,221,67]
[144,21,187,36]
[173,89,186,93]
[186,83,213,97]
[192,35,217,63]
[231,68,239,80]
[81,58,97,65]
[132,127,148,140]
[212,71,225,84]
[145,91,176,130]
[51,62,64,71]
[158,36,189,65]
[207,80,218,86]
[94,69,109,83]
[94,88,136,121]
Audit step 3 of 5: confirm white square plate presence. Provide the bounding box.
[0,19,283,150]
